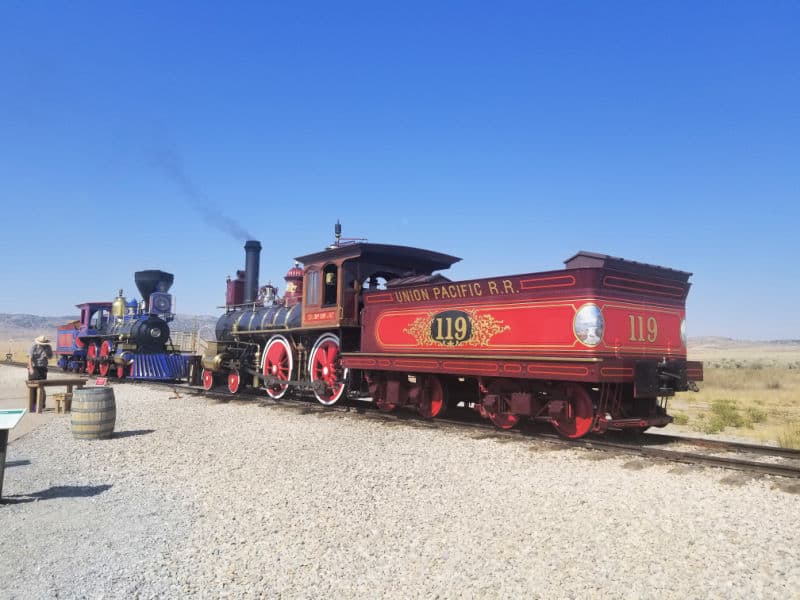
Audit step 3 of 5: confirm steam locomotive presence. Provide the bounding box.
[201,225,703,438]
[56,270,191,380]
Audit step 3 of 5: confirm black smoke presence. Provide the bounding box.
[151,145,254,241]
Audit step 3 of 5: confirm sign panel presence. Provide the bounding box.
[0,409,26,430]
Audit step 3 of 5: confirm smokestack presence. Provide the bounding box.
[244,240,262,303]
[134,270,174,308]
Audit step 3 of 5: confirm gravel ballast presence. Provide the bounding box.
[1,368,799,598]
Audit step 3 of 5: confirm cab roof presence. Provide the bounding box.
[295,242,460,275]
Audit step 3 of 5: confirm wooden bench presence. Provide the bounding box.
[26,378,87,414]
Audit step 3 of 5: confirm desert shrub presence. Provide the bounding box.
[672,412,689,426]
[697,399,745,432]
[744,407,767,424]
[765,381,781,390]
[778,422,800,449]
[712,399,743,424]
[699,414,726,434]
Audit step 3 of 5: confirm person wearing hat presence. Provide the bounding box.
[28,335,53,382]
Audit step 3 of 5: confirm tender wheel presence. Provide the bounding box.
[86,343,99,375]
[481,380,521,430]
[228,370,242,394]
[551,383,595,439]
[262,335,293,399]
[98,340,113,376]
[417,375,445,419]
[308,334,348,405]
[202,369,214,391]
[369,375,395,412]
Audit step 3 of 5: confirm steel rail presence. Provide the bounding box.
[640,432,800,460]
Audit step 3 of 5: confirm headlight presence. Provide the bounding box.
[150,327,162,339]
[574,303,604,347]
[680,318,686,346]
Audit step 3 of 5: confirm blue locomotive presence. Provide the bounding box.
[56,270,191,380]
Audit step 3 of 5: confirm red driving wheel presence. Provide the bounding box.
[202,369,214,391]
[98,340,112,376]
[228,370,241,394]
[308,334,347,405]
[86,343,99,375]
[262,336,293,399]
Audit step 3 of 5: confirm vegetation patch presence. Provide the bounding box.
[744,406,767,425]
[696,399,745,433]
[778,422,800,449]
[672,412,689,426]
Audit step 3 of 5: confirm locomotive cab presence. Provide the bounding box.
[297,243,461,330]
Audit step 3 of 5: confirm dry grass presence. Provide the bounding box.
[671,345,800,446]
[3,340,38,363]
[777,423,800,449]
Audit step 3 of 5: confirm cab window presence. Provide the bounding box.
[323,264,338,306]
[306,270,320,305]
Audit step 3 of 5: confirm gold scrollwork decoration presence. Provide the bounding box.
[403,309,510,347]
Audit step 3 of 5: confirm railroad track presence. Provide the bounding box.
[4,362,799,478]
[186,384,800,479]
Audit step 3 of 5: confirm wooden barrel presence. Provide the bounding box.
[71,387,116,440]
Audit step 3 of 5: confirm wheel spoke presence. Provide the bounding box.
[551,383,594,439]
[87,344,98,375]
[228,370,241,394]
[418,376,444,419]
[263,336,293,400]
[308,335,347,405]
[202,369,214,391]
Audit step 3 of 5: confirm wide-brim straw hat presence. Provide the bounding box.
[35,335,50,344]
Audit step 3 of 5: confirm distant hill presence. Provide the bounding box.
[689,337,800,349]
[0,313,218,338]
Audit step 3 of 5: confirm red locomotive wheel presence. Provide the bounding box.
[308,334,348,406]
[228,370,241,394]
[98,340,112,377]
[487,410,519,430]
[202,369,214,391]
[116,364,126,379]
[482,380,520,430]
[86,343,99,375]
[551,383,594,439]
[417,375,445,419]
[370,377,396,412]
[262,336,293,400]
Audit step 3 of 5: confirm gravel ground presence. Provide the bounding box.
[1,368,799,599]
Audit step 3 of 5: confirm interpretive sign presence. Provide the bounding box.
[0,409,25,430]
[0,409,25,499]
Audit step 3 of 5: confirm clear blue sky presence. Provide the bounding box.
[1,1,797,340]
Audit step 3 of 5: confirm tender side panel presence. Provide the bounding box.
[340,353,671,385]
[360,267,688,361]
[342,352,601,382]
